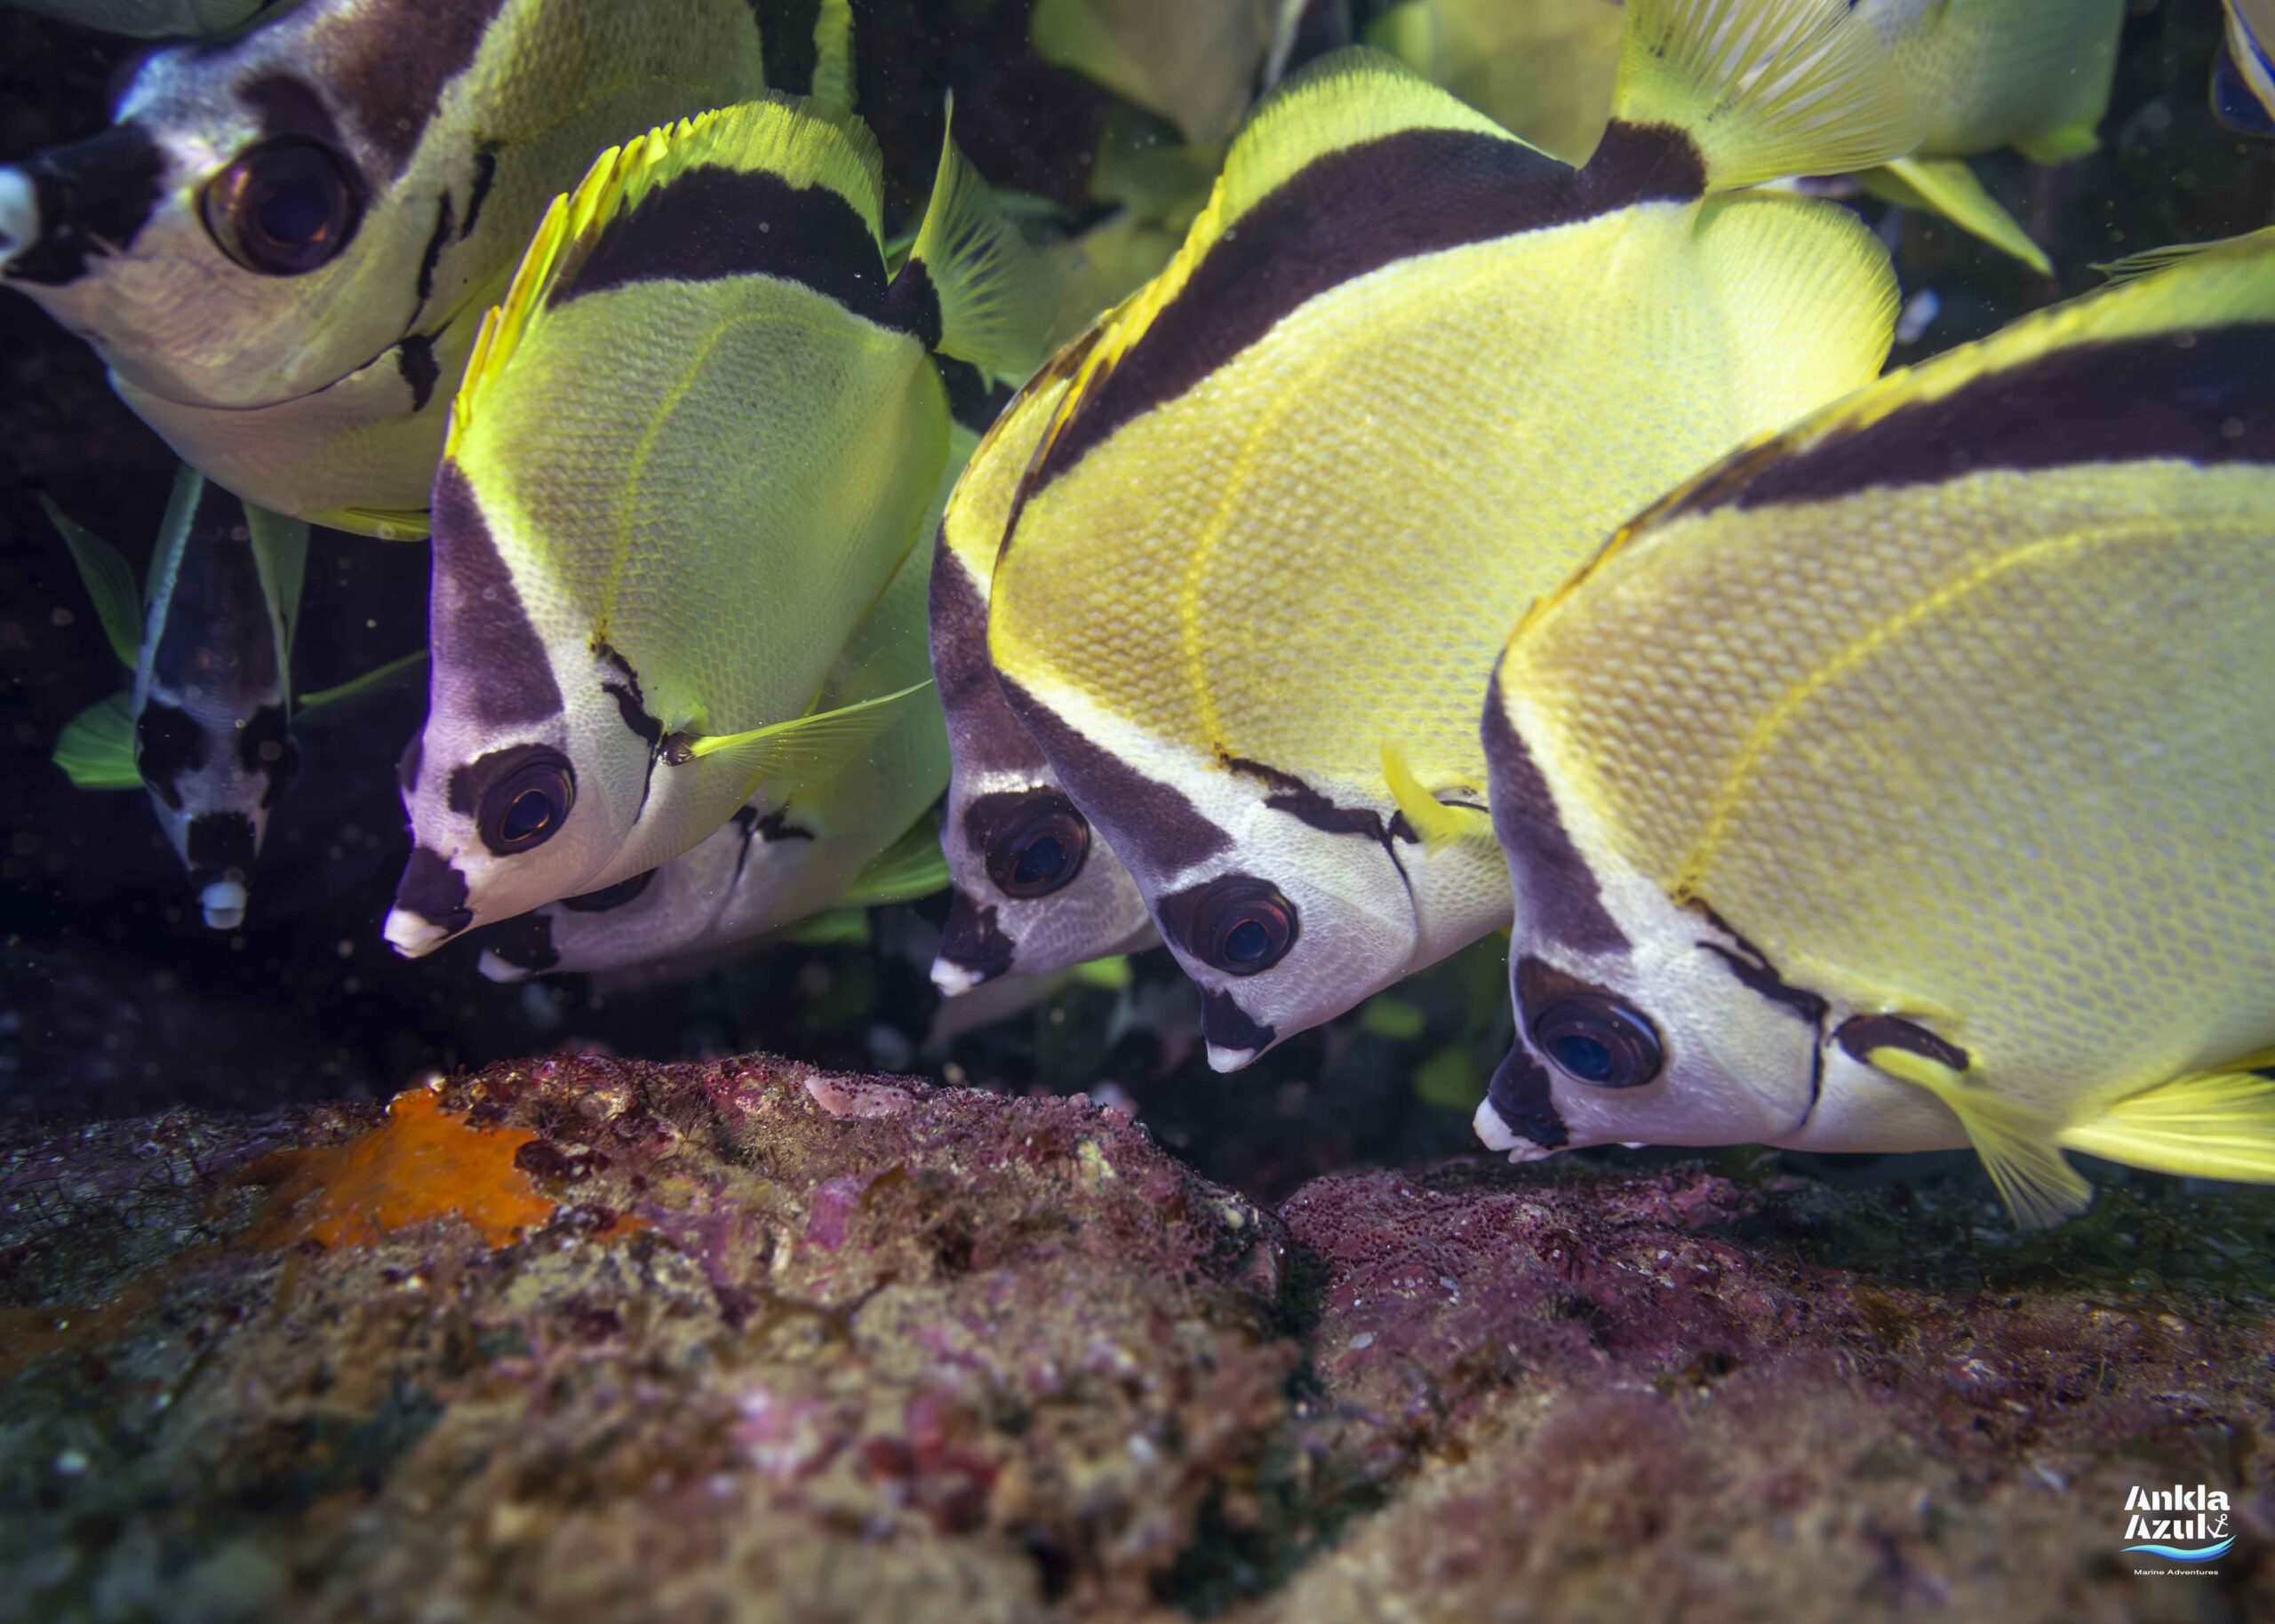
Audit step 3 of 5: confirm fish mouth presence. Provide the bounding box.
[198,879,248,931]
[1203,1041,1264,1073]
[1473,1096,1559,1162]
[382,906,454,959]
[930,957,988,998]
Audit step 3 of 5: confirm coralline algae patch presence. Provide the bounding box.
[232,1086,556,1251]
[2,1056,2272,1623]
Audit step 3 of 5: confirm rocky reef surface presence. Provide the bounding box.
[3,1055,2271,1623]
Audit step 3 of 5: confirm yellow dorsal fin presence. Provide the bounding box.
[810,0,856,116]
[1869,1046,2093,1230]
[667,679,936,789]
[1611,0,1924,191]
[905,100,1050,378]
[1032,50,1508,486]
[1560,223,2275,601]
[2057,1055,2275,1184]
[451,98,885,458]
[1380,741,1490,850]
[1864,156,2050,275]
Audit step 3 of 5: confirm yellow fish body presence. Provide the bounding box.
[986,0,1916,1069]
[385,96,1039,957]
[0,0,786,536]
[930,316,1159,994]
[1481,227,2275,1228]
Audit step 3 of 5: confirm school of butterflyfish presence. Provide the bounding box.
[9,0,2271,1226]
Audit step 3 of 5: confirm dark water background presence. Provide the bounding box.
[1,0,2266,1200]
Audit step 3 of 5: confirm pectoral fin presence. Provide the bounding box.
[1863,157,2051,276]
[2057,1054,2275,1184]
[315,504,432,541]
[1869,1045,2092,1230]
[1380,741,1491,850]
[298,649,429,716]
[666,679,935,786]
[834,813,951,909]
[53,693,140,790]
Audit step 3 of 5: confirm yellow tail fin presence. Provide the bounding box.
[2058,1056,2275,1184]
[1870,1046,2093,1230]
[1612,0,1924,191]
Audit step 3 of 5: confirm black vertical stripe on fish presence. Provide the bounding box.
[995,677,1232,873]
[934,354,1009,434]
[320,0,513,175]
[1222,752,1408,850]
[4,123,165,286]
[460,145,500,238]
[1197,987,1274,1058]
[414,191,454,304]
[754,809,814,842]
[1834,1014,1973,1074]
[1030,121,1704,490]
[595,641,665,821]
[888,259,943,348]
[595,643,662,747]
[549,166,888,318]
[395,845,473,935]
[396,332,441,411]
[1482,672,1628,957]
[429,461,563,727]
[1485,1043,1571,1150]
[240,74,353,152]
[561,869,656,913]
[755,0,822,94]
[1271,0,1353,84]
[937,888,1017,982]
[1684,328,2275,515]
[185,810,257,881]
[135,702,205,810]
[1694,908,1826,1121]
[928,535,1010,715]
[236,704,297,807]
[150,482,280,697]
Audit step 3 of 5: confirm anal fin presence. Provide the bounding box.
[1863,157,2050,276]
[2058,1053,2275,1184]
[834,812,951,909]
[1869,1045,2092,1230]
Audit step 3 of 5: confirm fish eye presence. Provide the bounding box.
[201,138,362,275]
[1529,994,1664,1089]
[985,793,1090,899]
[476,750,575,855]
[1184,877,1297,976]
